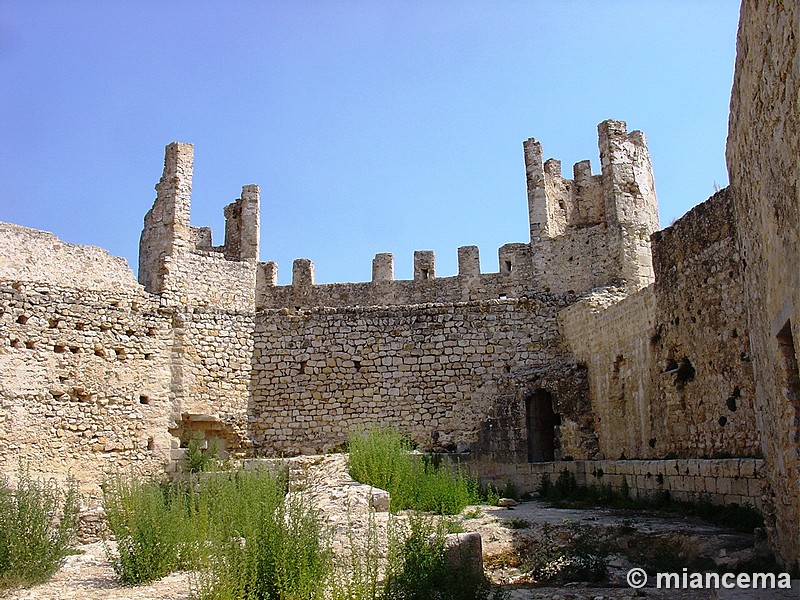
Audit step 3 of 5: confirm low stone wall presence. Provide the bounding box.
[479,458,765,511]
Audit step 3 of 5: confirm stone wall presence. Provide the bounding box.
[249,295,592,459]
[726,0,800,569]
[0,222,141,292]
[560,188,758,462]
[160,251,257,311]
[0,281,173,497]
[168,308,254,457]
[649,188,758,459]
[560,286,657,460]
[481,458,765,511]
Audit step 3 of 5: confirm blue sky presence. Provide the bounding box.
[0,1,740,284]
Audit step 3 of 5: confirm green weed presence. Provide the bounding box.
[348,428,482,515]
[0,469,78,590]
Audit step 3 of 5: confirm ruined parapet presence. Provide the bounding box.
[138,143,261,311]
[223,185,260,261]
[139,142,194,293]
[414,250,436,281]
[372,253,394,282]
[598,120,659,288]
[526,120,659,293]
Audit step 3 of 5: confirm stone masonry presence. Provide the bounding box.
[1,1,799,569]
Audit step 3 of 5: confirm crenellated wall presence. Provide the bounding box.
[3,92,793,561]
[526,120,660,294]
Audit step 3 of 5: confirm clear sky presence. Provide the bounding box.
[0,1,741,284]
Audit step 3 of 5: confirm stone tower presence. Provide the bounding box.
[525,119,659,293]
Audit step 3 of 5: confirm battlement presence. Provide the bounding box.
[139,121,659,310]
[525,119,659,241]
[256,243,538,309]
[525,120,660,293]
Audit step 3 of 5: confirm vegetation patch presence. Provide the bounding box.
[348,428,482,514]
[0,468,78,590]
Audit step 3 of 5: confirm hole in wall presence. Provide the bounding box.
[504,260,512,272]
[114,348,125,359]
[144,353,152,360]
[139,395,150,405]
[126,329,135,337]
[498,294,507,300]
[48,318,59,328]
[421,268,429,280]
[69,346,80,354]
[718,416,728,427]
[675,357,695,389]
[298,361,307,374]
[727,387,740,412]
[663,358,679,373]
[94,347,105,357]
[648,438,657,448]
[54,345,65,353]
[16,315,28,324]
[353,360,362,372]
[147,437,155,451]
[11,339,23,348]
[25,340,35,349]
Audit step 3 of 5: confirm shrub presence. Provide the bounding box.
[185,438,220,474]
[347,428,482,514]
[383,514,501,600]
[105,466,332,595]
[102,475,194,584]
[0,469,78,589]
[522,521,610,583]
[194,491,331,600]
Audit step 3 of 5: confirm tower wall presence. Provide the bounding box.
[526,120,659,294]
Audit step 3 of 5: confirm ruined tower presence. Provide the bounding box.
[525,119,659,293]
[138,143,261,311]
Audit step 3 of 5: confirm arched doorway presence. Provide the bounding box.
[526,390,560,462]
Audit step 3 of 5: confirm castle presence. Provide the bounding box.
[1,0,798,571]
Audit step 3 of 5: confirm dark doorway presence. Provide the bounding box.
[777,320,800,405]
[526,390,560,462]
